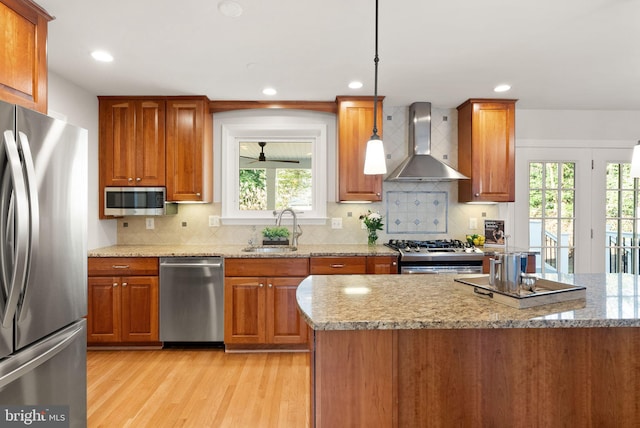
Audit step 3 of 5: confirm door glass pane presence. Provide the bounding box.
[605,162,639,273]
[528,161,575,274]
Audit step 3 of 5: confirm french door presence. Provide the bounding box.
[515,147,591,273]
[516,147,636,274]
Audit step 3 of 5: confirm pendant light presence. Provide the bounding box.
[363,0,387,175]
[631,140,640,178]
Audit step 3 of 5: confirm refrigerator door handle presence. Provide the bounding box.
[0,130,30,328]
[0,323,84,389]
[15,132,39,322]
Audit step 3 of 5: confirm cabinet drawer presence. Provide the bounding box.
[88,257,159,276]
[310,257,367,274]
[225,258,309,277]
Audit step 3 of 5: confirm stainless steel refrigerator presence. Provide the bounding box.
[0,100,87,427]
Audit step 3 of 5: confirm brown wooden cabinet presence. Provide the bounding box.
[87,257,159,346]
[457,99,517,202]
[366,255,399,274]
[166,97,212,202]
[0,0,52,113]
[336,96,384,202]
[311,255,398,274]
[99,98,166,187]
[224,258,309,350]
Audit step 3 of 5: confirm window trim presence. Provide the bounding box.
[220,119,327,225]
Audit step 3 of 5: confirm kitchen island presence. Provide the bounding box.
[297,273,640,427]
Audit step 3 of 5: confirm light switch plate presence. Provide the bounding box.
[331,218,342,229]
[469,217,478,229]
[146,218,154,229]
[209,215,220,227]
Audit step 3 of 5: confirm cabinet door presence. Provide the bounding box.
[366,256,399,274]
[0,0,51,113]
[120,276,159,342]
[458,99,516,202]
[224,277,266,344]
[266,277,307,344]
[337,97,383,202]
[99,99,136,187]
[134,100,165,186]
[166,98,212,202]
[87,276,121,343]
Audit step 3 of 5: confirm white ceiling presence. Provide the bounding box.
[37,0,640,110]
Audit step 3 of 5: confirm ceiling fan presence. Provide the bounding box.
[241,142,300,164]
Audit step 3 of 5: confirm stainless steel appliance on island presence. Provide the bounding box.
[0,100,88,427]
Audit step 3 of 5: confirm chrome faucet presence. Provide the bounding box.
[275,208,302,247]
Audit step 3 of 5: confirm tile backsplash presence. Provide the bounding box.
[117,105,499,246]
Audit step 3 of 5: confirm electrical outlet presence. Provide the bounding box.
[209,215,220,227]
[331,218,342,229]
[145,218,154,230]
[469,217,478,229]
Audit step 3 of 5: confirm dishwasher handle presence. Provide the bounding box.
[160,259,223,269]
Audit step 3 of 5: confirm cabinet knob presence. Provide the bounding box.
[128,177,133,182]
[136,177,141,182]
[113,283,118,287]
[259,283,264,288]
[122,282,128,287]
[392,261,397,266]
[376,193,381,196]
[268,283,273,288]
[196,193,201,197]
[474,193,480,197]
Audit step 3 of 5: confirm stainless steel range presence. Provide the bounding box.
[385,239,485,274]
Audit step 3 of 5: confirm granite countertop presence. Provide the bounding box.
[296,273,640,330]
[87,244,398,258]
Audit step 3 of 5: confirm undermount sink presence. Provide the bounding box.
[242,246,297,253]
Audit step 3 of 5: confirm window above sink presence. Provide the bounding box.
[218,110,329,225]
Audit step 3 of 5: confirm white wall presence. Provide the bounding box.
[47,72,116,250]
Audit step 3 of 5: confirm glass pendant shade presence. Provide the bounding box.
[364,137,387,175]
[631,141,640,178]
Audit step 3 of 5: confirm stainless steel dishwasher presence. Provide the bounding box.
[159,257,224,343]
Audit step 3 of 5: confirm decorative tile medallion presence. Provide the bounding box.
[386,191,448,234]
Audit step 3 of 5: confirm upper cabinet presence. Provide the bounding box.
[166,97,212,202]
[98,96,212,217]
[457,99,517,203]
[99,98,166,188]
[0,0,52,113]
[336,96,384,202]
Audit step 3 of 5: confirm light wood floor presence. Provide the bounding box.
[87,349,310,428]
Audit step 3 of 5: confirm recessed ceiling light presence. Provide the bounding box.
[218,0,243,18]
[262,87,277,96]
[91,50,113,62]
[348,81,363,89]
[494,84,511,93]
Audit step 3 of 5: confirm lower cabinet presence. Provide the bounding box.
[224,258,310,350]
[87,257,159,346]
[310,255,398,274]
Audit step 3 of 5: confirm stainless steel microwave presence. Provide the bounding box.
[104,187,177,216]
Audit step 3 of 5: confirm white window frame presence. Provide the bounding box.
[514,146,592,273]
[220,119,327,225]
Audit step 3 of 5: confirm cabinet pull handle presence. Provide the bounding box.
[113,283,118,287]
[330,264,345,268]
[112,265,130,269]
[122,282,128,287]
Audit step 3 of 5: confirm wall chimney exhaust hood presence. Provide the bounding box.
[385,102,468,181]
